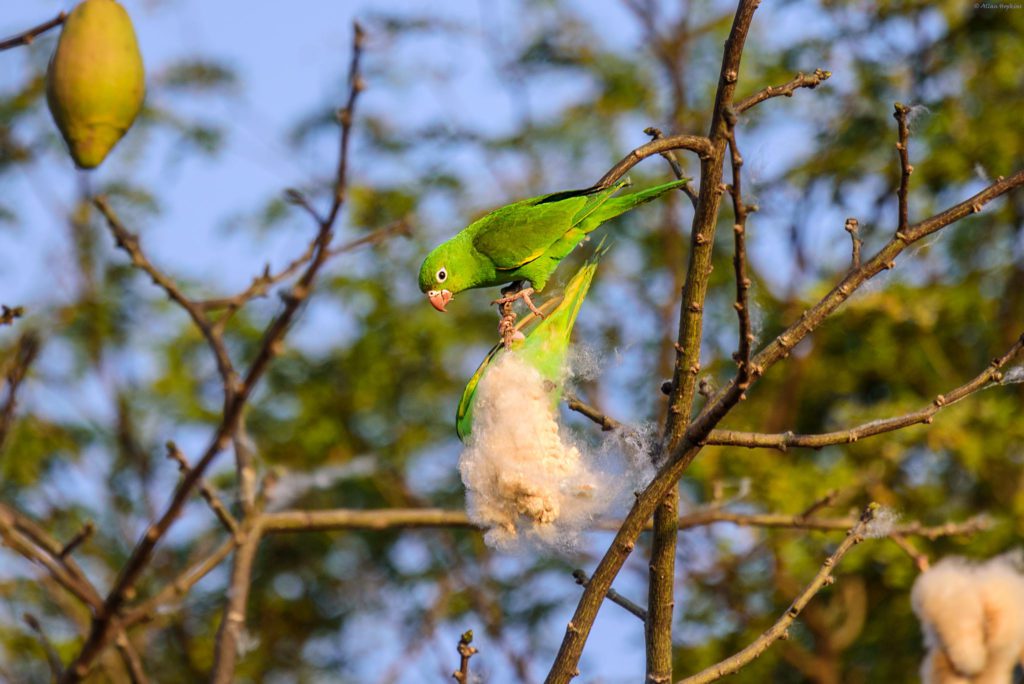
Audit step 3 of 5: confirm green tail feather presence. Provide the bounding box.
[455,242,607,442]
[580,178,688,231]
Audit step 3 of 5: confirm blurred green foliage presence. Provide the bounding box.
[0,1,1021,682]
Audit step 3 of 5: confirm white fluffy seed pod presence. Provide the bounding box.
[912,554,1024,684]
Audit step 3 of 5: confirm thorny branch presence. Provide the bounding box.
[676,505,877,684]
[0,12,66,52]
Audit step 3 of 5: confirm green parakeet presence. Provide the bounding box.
[418,178,686,313]
[456,243,605,442]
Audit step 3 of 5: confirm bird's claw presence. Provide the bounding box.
[491,287,545,319]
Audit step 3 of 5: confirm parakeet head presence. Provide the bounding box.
[418,240,470,312]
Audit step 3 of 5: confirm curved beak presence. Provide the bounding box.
[427,289,453,313]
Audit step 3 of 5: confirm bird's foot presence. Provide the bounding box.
[497,309,525,349]
[491,287,544,318]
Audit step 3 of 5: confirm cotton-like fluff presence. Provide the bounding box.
[911,553,1024,683]
[459,353,615,550]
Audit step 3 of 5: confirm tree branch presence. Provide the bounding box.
[0,304,24,326]
[573,569,647,622]
[589,135,713,192]
[0,12,66,52]
[165,441,240,539]
[735,69,831,113]
[59,22,367,683]
[675,505,877,684]
[705,331,1024,450]
[893,103,913,234]
[209,521,263,684]
[644,127,699,208]
[0,332,39,455]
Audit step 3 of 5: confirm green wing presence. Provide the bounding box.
[469,180,641,270]
[470,193,587,269]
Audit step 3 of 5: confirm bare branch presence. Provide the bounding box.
[590,134,714,191]
[24,613,64,680]
[893,103,913,233]
[704,332,1024,450]
[123,537,235,628]
[165,441,240,539]
[0,332,40,454]
[93,197,239,392]
[0,12,66,52]
[0,304,24,326]
[644,127,699,208]
[675,505,877,684]
[735,68,831,113]
[572,569,647,622]
[60,22,369,683]
[198,218,411,313]
[547,5,763,678]
[565,395,619,431]
[59,522,95,560]
[724,126,754,388]
[844,218,862,270]
[209,522,264,683]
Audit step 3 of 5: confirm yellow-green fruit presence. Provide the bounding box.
[46,0,145,169]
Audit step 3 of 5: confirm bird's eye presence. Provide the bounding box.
[436,268,448,283]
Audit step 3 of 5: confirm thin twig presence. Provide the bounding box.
[724,125,754,390]
[735,69,831,113]
[209,521,264,683]
[844,218,862,270]
[165,442,240,538]
[93,197,239,393]
[24,613,64,680]
[123,537,235,628]
[893,103,913,234]
[259,506,990,540]
[59,522,95,559]
[0,505,146,681]
[644,127,699,208]
[889,533,930,572]
[0,304,24,326]
[0,332,40,454]
[198,218,411,312]
[675,505,877,684]
[572,570,647,621]
[589,134,713,192]
[0,12,66,52]
[452,630,478,683]
[565,394,619,431]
